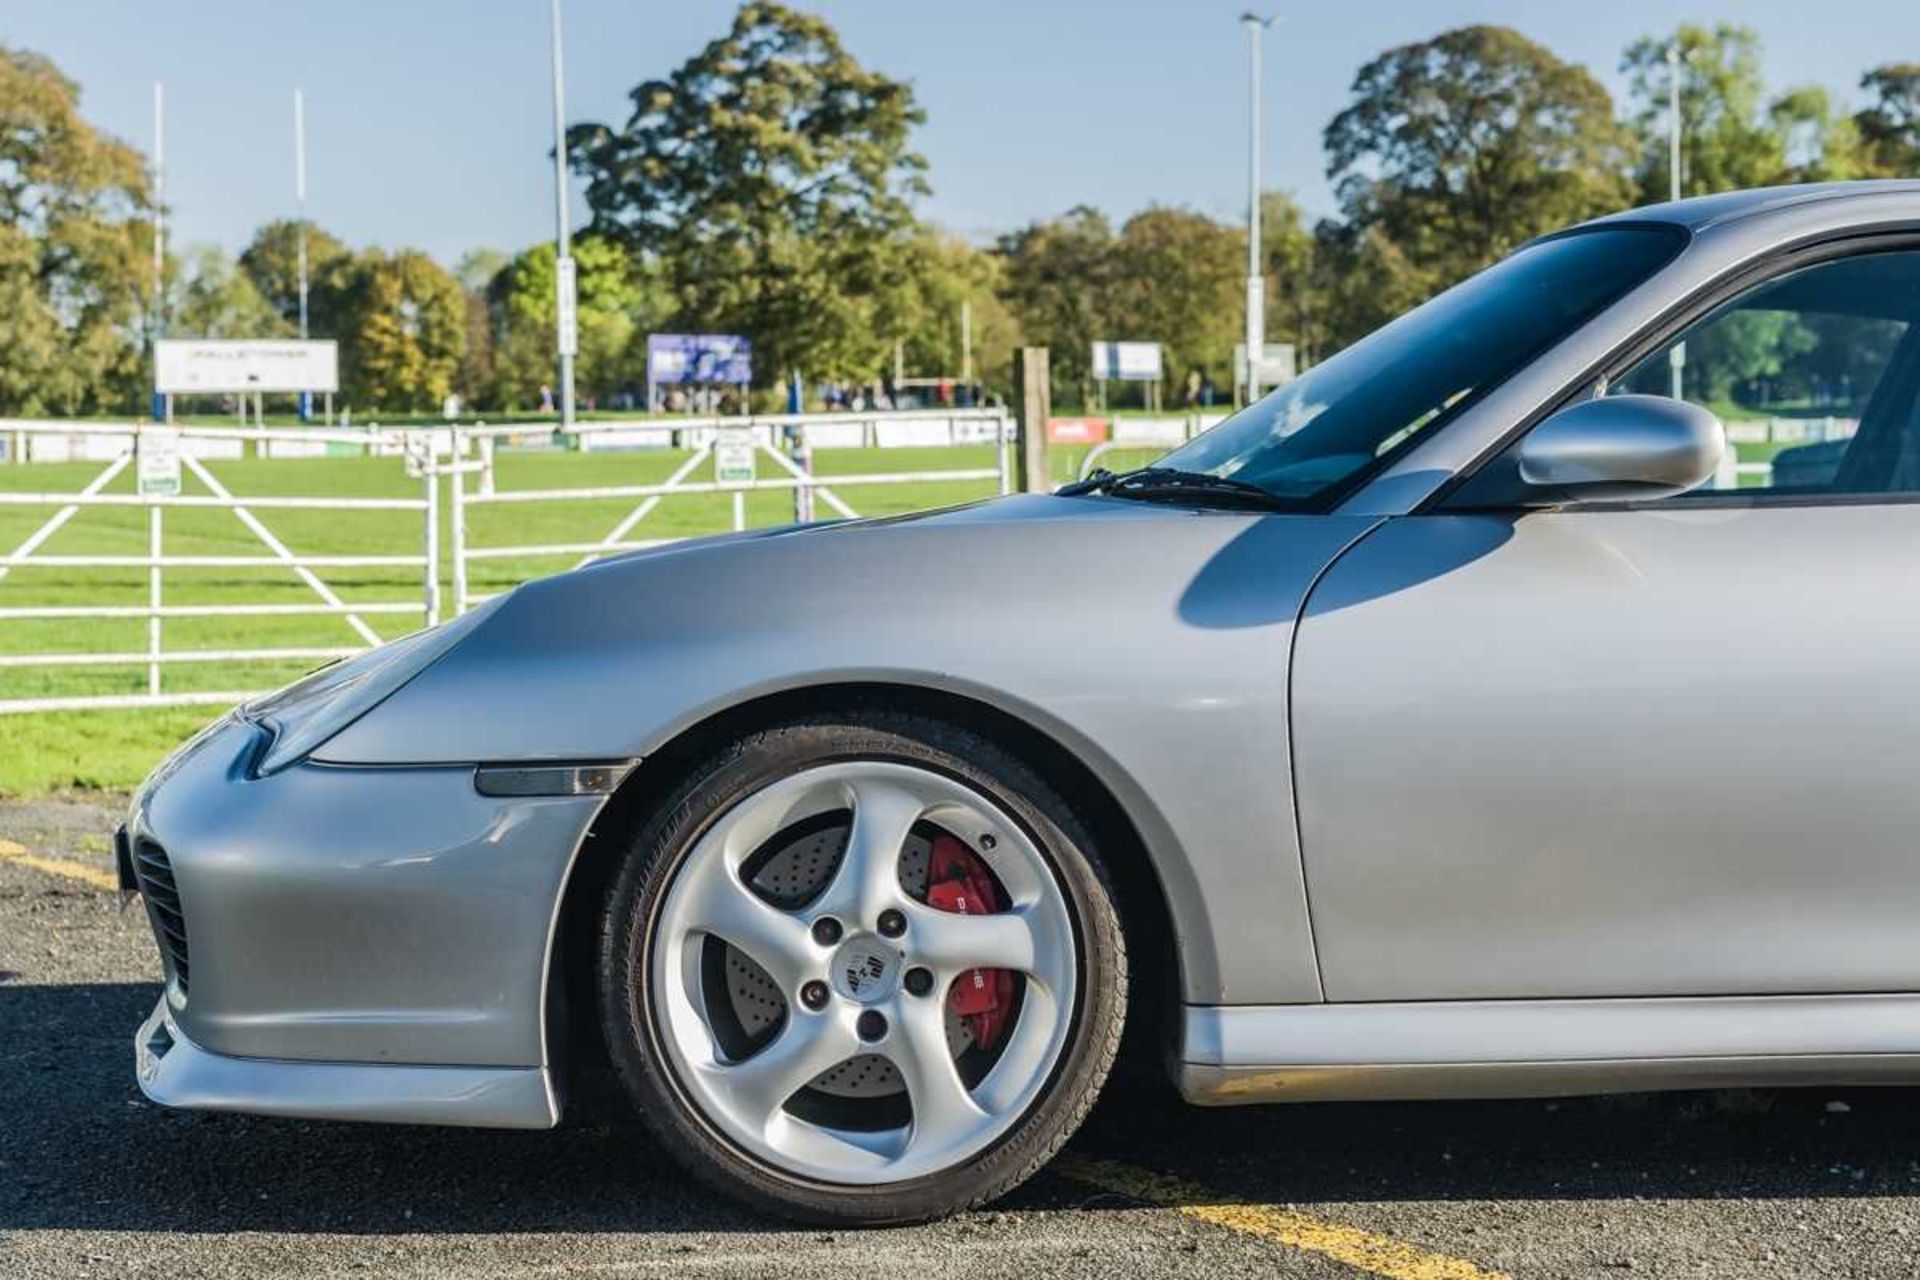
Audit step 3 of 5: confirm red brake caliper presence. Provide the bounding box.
[924,835,1017,1051]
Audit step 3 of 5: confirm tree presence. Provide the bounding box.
[336,250,467,411]
[1326,26,1632,293]
[238,217,351,336]
[1310,219,1432,355]
[0,46,151,415]
[1259,191,1324,365]
[996,207,1116,405]
[1622,24,1864,201]
[883,231,1019,399]
[454,248,508,295]
[1856,64,1920,177]
[486,235,661,410]
[169,245,288,340]
[1108,207,1242,390]
[567,3,929,386]
[1770,86,1865,183]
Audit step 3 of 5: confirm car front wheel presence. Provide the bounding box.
[599,709,1126,1223]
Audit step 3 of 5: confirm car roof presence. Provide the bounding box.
[1581,179,1920,233]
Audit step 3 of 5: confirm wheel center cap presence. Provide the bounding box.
[829,934,900,1004]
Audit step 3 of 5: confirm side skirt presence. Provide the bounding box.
[1179,994,1920,1105]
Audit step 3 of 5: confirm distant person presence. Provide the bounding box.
[1201,374,1216,408]
[539,384,555,413]
[442,393,461,420]
[1184,369,1201,409]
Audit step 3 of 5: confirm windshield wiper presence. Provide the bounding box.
[1059,465,1294,510]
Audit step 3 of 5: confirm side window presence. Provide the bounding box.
[1613,250,1920,497]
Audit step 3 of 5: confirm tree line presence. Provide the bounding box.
[2,7,1917,417]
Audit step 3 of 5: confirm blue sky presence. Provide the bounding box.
[8,1,1912,263]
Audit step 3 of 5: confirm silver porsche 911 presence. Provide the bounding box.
[122,182,1920,1223]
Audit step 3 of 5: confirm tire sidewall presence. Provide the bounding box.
[598,712,1126,1224]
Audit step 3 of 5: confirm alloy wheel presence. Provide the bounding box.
[649,760,1078,1184]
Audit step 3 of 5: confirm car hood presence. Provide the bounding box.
[315,492,1380,764]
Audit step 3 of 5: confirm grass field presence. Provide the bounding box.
[0,439,1167,796]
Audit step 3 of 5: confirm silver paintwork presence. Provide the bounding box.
[136,997,557,1128]
[127,182,1920,1131]
[1293,502,1920,1003]
[1179,997,1920,1103]
[129,714,609,1067]
[1514,395,1724,501]
[314,497,1375,1007]
[653,762,1075,1182]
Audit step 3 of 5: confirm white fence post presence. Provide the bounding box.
[148,504,163,697]
[997,412,1013,495]
[422,436,441,627]
[449,432,469,618]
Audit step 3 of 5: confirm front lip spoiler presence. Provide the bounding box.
[133,997,560,1130]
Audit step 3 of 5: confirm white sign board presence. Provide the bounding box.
[1235,342,1297,393]
[155,340,339,395]
[715,428,757,484]
[555,256,579,358]
[137,427,182,496]
[1090,341,1164,382]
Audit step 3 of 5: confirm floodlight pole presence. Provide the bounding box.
[295,88,309,341]
[1241,13,1275,403]
[548,0,577,430]
[151,81,166,422]
[295,88,313,421]
[1667,42,1683,203]
[1667,41,1686,400]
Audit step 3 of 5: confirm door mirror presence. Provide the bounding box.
[1514,395,1726,504]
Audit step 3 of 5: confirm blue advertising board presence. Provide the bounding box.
[647,333,753,386]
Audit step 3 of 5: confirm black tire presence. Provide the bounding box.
[597,708,1127,1225]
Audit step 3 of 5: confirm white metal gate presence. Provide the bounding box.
[0,423,438,713]
[445,410,1012,615]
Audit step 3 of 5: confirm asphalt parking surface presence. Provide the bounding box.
[6,795,1920,1278]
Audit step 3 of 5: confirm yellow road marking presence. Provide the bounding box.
[0,838,120,892]
[1058,1156,1508,1280]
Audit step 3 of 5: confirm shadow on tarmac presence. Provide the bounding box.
[6,980,1918,1234]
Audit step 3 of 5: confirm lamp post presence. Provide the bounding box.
[295,87,312,421]
[151,80,165,422]
[1241,13,1276,404]
[1667,41,1685,203]
[295,88,309,341]
[1667,40,1688,400]
[548,0,577,430]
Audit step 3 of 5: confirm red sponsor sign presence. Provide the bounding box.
[1046,417,1109,444]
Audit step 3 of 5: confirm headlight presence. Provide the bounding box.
[244,596,505,774]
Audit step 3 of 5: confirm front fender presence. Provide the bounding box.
[316,495,1378,1004]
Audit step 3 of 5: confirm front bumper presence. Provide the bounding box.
[125,714,610,1127]
[136,995,558,1128]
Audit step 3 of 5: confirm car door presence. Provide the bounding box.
[1293,244,1920,1003]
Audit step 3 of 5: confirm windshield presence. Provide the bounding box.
[1158,225,1687,508]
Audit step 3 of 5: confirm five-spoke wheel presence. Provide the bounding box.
[600,713,1125,1223]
